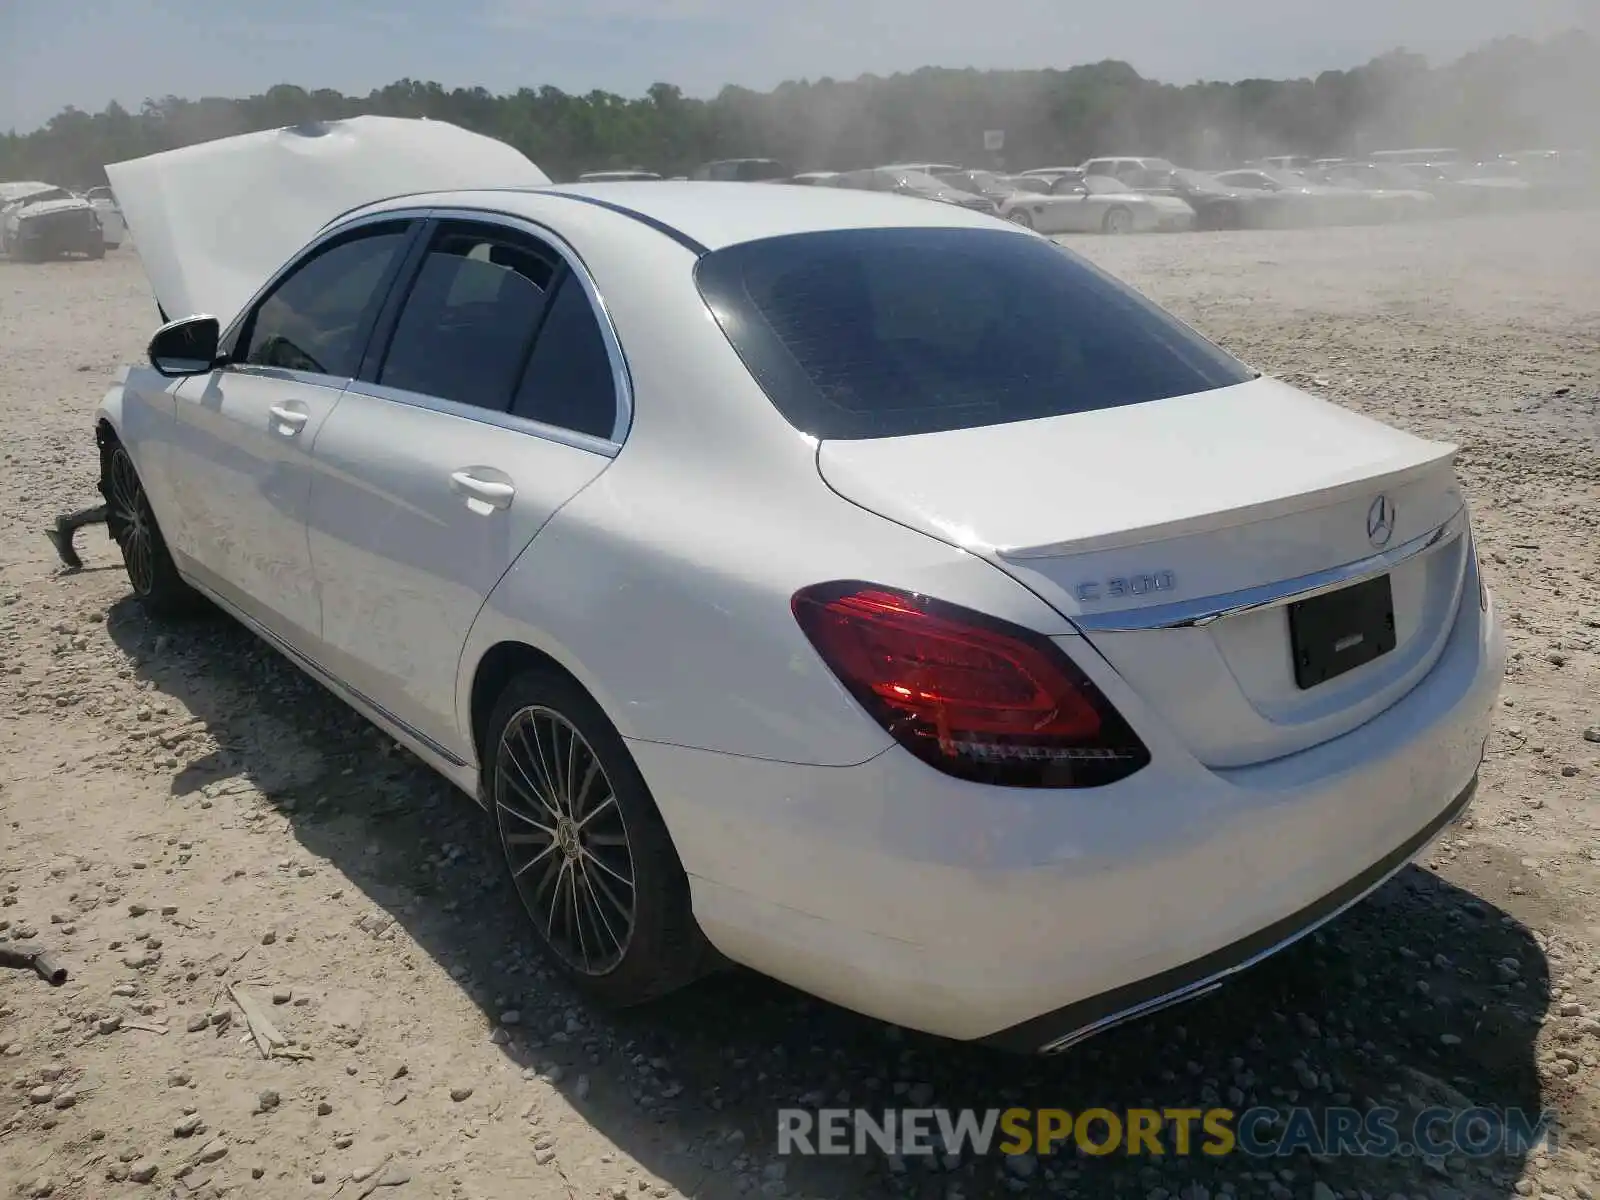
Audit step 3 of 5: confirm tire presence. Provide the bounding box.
[1009,207,1035,230]
[101,443,203,617]
[1211,203,1242,231]
[85,235,106,260]
[1102,206,1134,235]
[484,668,708,1007]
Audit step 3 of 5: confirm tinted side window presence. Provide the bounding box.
[241,225,409,377]
[694,227,1254,441]
[509,275,618,440]
[378,223,557,410]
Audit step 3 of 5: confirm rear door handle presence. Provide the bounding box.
[450,470,515,513]
[268,404,310,435]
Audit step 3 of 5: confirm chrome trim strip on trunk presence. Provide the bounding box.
[1070,505,1468,633]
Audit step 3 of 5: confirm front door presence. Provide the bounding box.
[305,217,625,758]
[162,218,417,643]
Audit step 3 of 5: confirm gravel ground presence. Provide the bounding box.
[1,212,1598,1200]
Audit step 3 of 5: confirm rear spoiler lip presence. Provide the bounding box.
[997,442,1459,561]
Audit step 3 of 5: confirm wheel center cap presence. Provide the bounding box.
[555,818,580,860]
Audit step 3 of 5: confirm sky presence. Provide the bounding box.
[3,0,1595,134]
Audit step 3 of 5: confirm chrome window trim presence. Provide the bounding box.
[217,203,636,456]
[342,379,620,459]
[395,206,636,448]
[218,207,434,363]
[226,365,355,390]
[1069,504,1469,633]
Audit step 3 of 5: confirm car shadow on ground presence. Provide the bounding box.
[106,598,1553,1200]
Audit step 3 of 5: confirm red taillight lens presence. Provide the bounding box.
[792,582,1150,788]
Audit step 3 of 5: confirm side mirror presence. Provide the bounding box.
[149,315,221,378]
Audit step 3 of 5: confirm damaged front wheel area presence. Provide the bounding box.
[99,439,204,617]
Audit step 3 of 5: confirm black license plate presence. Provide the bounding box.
[1287,574,1397,690]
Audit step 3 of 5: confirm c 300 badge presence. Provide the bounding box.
[1075,571,1176,603]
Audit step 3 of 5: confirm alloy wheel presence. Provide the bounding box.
[494,705,636,975]
[108,450,155,595]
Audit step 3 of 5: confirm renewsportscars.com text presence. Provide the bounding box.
[776,1106,1558,1159]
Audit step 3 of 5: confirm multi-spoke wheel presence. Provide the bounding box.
[101,443,201,616]
[485,670,708,1006]
[1102,206,1134,235]
[496,706,636,976]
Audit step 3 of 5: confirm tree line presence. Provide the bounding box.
[2,29,1595,187]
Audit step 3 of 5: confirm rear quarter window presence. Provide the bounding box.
[694,227,1254,440]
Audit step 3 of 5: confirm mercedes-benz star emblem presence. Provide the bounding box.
[1366,494,1396,548]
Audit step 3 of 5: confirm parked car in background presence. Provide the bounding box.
[933,169,1034,204]
[835,167,998,216]
[577,170,662,182]
[1310,164,1437,221]
[1212,168,1374,226]
[1369,147,1463,165]
[1096,165,1263,230]
[691,158,789,182]
[1001,173,1192,234]
[1256,154,1316,171]
[1,181,105,261]
[1003,175,1055,194]
[1080,156,1178,182]
[1496,149,1595,207]
[1362,161,1530,215]
[788,172,841,186]
[98,120,1504,1055]
[1019,167,1085,185]
[83,185,127,248]
[880,161,963,178]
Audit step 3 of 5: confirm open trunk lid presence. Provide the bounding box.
[818,376,1471,768]
[106,116,551,328]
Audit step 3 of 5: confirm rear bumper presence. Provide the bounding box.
[981,770,1477,1052]
[630,581,1503,1047]
[14,218,101,253]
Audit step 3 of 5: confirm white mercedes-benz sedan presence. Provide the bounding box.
[92,119,1503,1053]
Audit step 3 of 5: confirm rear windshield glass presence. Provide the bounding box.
[694,227,1254,440]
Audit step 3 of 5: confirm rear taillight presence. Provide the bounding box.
[792,582,1150,788]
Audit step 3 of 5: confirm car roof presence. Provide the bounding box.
[0,181,62,203]
[348,180,1009,252]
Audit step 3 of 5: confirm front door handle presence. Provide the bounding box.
[268,404,310,436]
[450,470,515,514]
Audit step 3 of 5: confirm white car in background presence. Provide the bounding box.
[84,186,128,247]
[1310,165,1437,220]
[94,117,1502,1053]
[1,181,106,260]
[1002,173,1194,233]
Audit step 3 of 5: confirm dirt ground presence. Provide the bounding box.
[1,212,1598,1200]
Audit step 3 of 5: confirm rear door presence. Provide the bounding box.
[164,217,419,643]
[304,214,624,759]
